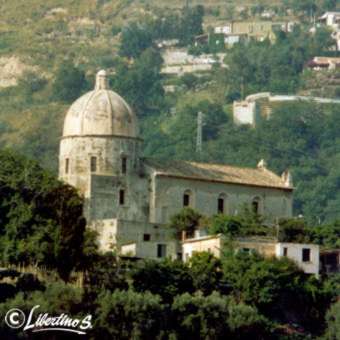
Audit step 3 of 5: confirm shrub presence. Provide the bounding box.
[94,289,164,339]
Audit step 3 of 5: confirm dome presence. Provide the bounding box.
[63,70,138,138]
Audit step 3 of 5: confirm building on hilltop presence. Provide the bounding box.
[59,70,294,260]
[307,56,340,71]
[213,20,295,45]
[233,92,340,127]
[319,12,340,30]
[318,12,340,51]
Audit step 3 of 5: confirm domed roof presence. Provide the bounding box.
[63,70,138,138]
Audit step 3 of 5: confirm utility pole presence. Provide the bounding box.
[196,111,203,154]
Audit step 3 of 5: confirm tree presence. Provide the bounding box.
[94,290,164,339]
[179,5,205,45]
[278,218,308,243]
[0,282,83,337]
[130,259,194,303]
[113,48,164,116]
[221,250,329,332]
[208,214,243,237]
[171,291,230,339]
[119,22,153,59]
[227,301,270,339]
[308,222,340,248]
[18,71,47,100]
[0,149,86,281]
[46,184,86,282]
[52,61,87,102]
[189,252,223,295]
[186,100,226,140]
[168,207,203,237]
[324,301,340,340]
[180,73,199,90]
[82,252,129,312]
[321,0,337,11]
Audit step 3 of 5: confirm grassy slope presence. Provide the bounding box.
[0,0,285,171]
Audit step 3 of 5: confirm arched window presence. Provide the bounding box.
[183,190,192,207]
[252,197,261,214]
[217,193,227,214]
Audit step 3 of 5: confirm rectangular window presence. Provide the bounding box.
[143,234,151,241]
[218,198,224,213]
[161,206,168,222]
[157,244,167,258]
[302,248,311,262]
[283,247,288,257]
[119,189,125,205]
[90,156,97,173]
[65,158,69,174]
[185,229,195,240]
[122,157,127,174]
[183,194,190,207]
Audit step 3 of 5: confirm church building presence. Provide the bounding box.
[59,70,294,259]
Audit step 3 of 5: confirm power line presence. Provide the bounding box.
[196,111,203,154]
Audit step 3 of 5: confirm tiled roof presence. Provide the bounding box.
[144,158,292,190]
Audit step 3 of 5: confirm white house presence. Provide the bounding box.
[214,24,232,35]
[319,12,340,29]
[182,235,320,276]
[275,242,319,276]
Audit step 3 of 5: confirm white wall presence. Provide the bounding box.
[182,236,223,261]
[150,175,293,225]
[233,101,256,126]
[276,243,320,276]
[121,241,178,260]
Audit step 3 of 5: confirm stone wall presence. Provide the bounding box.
[59,135,146,221]
[91,218,178,258]
[149,175,293,225]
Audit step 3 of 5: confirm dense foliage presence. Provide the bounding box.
[0,1,340,338]
[119,5,204,58]
[0,2,339,223]
[0,149,86,281]
[0,158,338,338]
[112,47,165,116]
[222,27,335,99]
[0,251,338,339]
[51,61,88,102]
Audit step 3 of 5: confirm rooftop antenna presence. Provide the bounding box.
[196,111,203,154]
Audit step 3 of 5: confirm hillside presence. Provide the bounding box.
[1,0,340,222]
[0,0,293,165]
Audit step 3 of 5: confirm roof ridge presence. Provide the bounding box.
[144,157,291,190]
[147,158,280,175]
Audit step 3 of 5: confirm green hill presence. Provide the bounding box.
[1,0,340,223]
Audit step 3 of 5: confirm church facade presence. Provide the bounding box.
[59,70,294,259]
